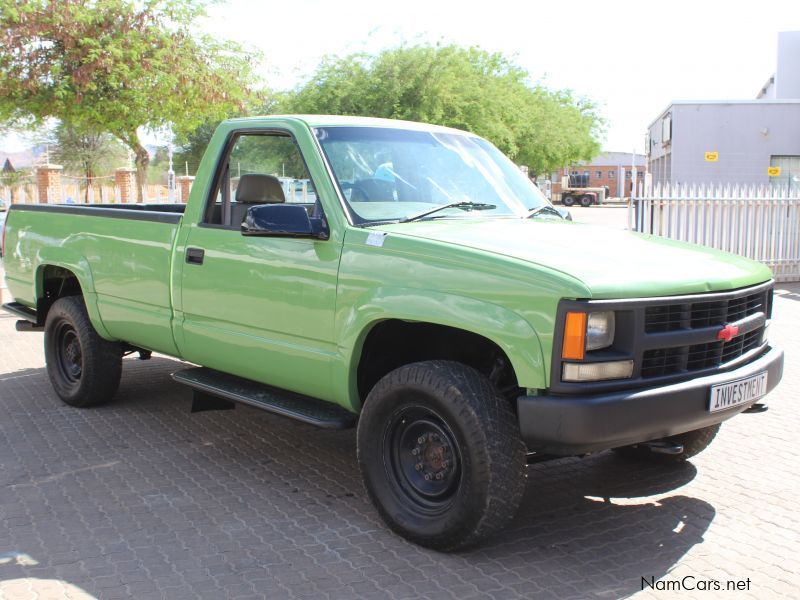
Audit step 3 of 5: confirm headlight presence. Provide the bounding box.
[586,311,615,351]
[562,310,616,360]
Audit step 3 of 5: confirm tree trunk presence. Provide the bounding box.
[120,132,150,203]
[133,142,150,203]
[85,168,93,203]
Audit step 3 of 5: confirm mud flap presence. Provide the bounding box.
[191,390,236,413]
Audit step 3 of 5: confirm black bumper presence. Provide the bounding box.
[517,346,784,455]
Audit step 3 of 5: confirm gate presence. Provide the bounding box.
[630,184,800,282]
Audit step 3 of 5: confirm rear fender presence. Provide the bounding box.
[34,248,113,340]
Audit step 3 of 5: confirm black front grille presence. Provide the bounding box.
[641,327,764,378]
[645,288,771,333]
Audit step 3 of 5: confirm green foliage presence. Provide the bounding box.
[0,0,259,198]
[46,124,127,182]
[283,45,604,174]
[229,134,307,180]
[172,121,219,176]
[172,93,279,176]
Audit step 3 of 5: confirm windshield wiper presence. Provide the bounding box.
[400,201,497,223]
[527,204,564,219]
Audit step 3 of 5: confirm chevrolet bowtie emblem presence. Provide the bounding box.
[717,324,740,342]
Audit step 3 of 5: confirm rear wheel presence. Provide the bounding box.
[613,424,721,464]
[562,194,575,207]
[357,360,526,551]
[44,296,123,407]
[580,194,593,207]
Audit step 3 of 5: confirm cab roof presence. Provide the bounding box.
[223,114,474,135]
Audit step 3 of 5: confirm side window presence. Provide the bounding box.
[204,132,318,227]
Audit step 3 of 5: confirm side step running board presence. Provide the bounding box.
[171,367,357,429]
[2,302,39,324]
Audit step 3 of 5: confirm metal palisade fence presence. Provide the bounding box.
[629,183,800,282]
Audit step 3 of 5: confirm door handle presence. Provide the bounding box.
[186,247,205,265]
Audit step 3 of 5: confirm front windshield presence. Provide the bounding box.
[314,126,549,224]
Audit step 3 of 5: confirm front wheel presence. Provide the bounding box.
[580,194,593,207]
[44,296,123,407]
[613,424,721,464]
[562,195,575,207]
[357,361,527,551]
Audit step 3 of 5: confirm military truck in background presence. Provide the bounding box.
[559,173,609,207]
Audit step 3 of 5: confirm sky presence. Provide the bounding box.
[201,0,800,154]
[3,0,799,156]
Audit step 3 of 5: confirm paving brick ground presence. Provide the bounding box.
[1,269,799,599]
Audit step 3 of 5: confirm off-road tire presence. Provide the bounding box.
[613,424,721,464]
[580,194,593,207]
[562,195,575,207]
[44,296,122,407]
[357,360,527,551]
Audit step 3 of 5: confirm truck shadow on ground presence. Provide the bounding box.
[0,355,712,600]
[477,456,709,598]
[775,282,800,303]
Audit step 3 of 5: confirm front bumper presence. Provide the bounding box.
[517,346,784,455]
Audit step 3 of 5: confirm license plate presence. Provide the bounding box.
[709,371,768,413]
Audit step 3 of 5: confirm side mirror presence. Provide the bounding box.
[241,204,328,240]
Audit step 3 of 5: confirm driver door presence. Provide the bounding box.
[176,130,341,401]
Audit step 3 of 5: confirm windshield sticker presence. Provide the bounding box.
[365,232,387,247]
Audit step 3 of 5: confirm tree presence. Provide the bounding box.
[283,45,604,174]
[0,0,258,200]
[172,94,280,177]
[47,124,127,201]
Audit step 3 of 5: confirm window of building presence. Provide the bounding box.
[625,171,631,179]
[608,170,616,178]
[662,114,672,143]
[770,155,800,194]
[595,171,602,179]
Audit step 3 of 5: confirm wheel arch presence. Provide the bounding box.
[33,250,112,339]
[355,320,524,406]
[337,289,547,411]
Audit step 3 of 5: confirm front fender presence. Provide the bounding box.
[334,286,546,410]
[34,247,113,340]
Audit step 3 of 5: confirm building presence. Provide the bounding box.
[0,149,38,171]
[553,152,646,198]
[647,31,800,190]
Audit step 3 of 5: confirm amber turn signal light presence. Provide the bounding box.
[562,312,586,360]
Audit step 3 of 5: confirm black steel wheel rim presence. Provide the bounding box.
[55,321,82,383]
[383,405,462,512]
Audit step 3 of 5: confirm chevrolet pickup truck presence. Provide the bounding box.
[1,116,784,550]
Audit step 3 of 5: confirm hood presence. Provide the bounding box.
[376,218,773,298]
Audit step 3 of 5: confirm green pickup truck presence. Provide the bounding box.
[1,116,784,550]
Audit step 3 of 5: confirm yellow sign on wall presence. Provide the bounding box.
[704,152,719,162]
[768,166,781,177]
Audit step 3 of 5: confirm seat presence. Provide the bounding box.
[230,174,285,227]
[350,178,395,202]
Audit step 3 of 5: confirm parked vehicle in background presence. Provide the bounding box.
[534,177,552,200]
[560,174,609,207]
[0,115,783,551]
